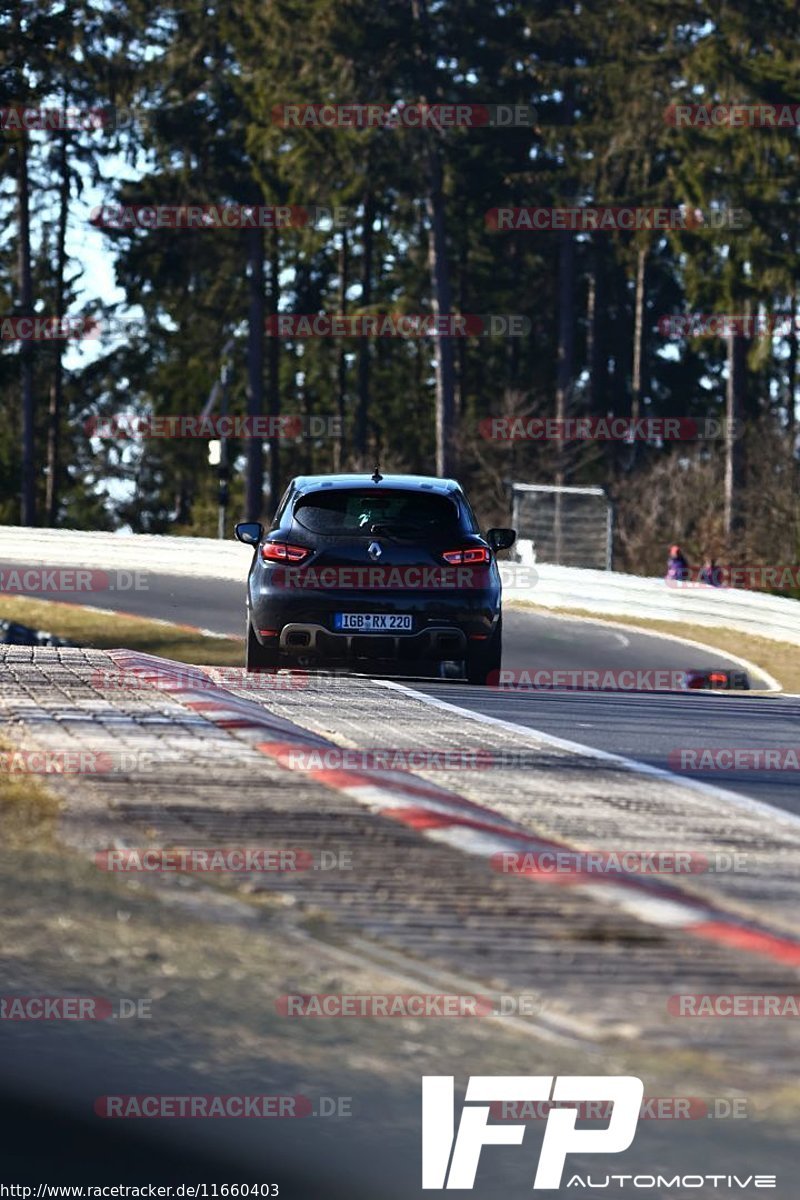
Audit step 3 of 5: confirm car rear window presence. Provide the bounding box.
[293,489,461,535]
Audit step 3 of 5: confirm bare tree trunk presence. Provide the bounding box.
[787,287,797,439]
[555,228,576,468]
[724,330,747,542]
[355,191,375,462]
[552,81,577,563]
[455,236,467,418]
[631,242,647,424]
[301,382,313,474]
[217,363,230,539]
[244,222,265,521]
[334,231,348,470]
[587,241,607,415]
[554,227,575,562]
[17,129,35,525]
[426,139,456,477]
[410,0,456,477]
[46,129,70,525]
[586,268,597,403]
[267,229,281,517]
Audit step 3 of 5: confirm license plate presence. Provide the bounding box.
[334,613,413,632]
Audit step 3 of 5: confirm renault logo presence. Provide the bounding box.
[367,541,382,560]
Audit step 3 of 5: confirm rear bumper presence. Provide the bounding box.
[277,622,467,662]
[248,584,498,663]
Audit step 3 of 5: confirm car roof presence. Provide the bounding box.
[289,473,463,496]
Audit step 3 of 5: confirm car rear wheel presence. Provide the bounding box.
[465,617,502,685]
[245,615,278,672]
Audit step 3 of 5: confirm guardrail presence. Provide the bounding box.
[0,525,797,646]
[510,562,800,647]
[0,526,248,582]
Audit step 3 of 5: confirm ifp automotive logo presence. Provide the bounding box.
[421,1076,778,1190]
[422,1075,643,1190]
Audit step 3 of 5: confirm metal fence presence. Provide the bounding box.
[509,483,613,570]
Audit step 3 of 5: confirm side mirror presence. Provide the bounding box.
[487,527,516,552]
[234,522,263,546]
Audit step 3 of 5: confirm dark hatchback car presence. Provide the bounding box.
[235,472,515,683]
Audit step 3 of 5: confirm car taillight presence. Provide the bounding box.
[441,547,491,565]
[261,541,310,563]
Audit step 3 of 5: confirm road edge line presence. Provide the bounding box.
[506,602,783,692]
[376,678,800,835]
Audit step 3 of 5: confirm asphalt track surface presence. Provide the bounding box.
[4,561,799,815]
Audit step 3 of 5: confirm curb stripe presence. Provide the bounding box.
[108,650,800,970]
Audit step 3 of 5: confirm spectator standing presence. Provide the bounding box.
[666,543,690,582]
